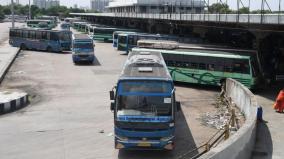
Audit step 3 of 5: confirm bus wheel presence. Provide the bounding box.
[20,44,27,50]
[47,46,53,52]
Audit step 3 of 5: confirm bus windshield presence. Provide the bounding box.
[118,35,127,44]
[74,43,93,49]
[117,81,173,116]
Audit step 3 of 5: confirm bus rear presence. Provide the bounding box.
[72,34,95,64]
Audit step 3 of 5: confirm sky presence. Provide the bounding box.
[0,0,283,11]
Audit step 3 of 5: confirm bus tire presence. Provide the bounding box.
[47,46,53,52]
[20,44,27,50]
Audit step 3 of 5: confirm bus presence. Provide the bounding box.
[117,33,178,54]
[60,22,71,30]
[109,50,180,150]
[91,27,139,42]
[72,34,95,64]
[72,22,88,31]
[133,45,263,89]
[27,20,54,30]
[36,16,57,28]
[113,31,137,48]
[9,28,72,52]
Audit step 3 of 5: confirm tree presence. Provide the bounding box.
[0,5,4,20]
[209,3,231,14]
[238,7,249,14]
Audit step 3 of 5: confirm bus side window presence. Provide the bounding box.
[23,30,29,38]
[36,31,42,40]
[191,63,197,69]
[224,65,233,72]
[199,63,206,70]
[16,30,22,37]
[42,32,47,40]
[208,64,215,71]
[10,30,15,37]
[47,32,51,40]
[29,31,36,39]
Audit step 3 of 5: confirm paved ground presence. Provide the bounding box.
[0,37,220,159]
[0,22,23,44]
[252,84,284,159]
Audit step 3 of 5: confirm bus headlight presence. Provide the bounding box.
[169,123,174,127]
[115,135,128,141]
[160,136,174,142]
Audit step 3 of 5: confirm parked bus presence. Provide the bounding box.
[133,44,263,89]
[110,50,180,150]
[117,33,178,54]
[72,22,88,31]
[60,22,71,30]
[36,16,57,27]
[27,20,54,30]
[9,28,72,52]
[72,34,95,64]
[91,27,139,42]
[113,31,137,48]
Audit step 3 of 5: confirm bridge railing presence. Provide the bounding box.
[111,12,284,25]
[71,12,284,25]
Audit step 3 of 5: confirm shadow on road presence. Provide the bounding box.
[255,83,283,101]
[174,81,221,92]
[117,109,198,159]
[252,121,273,159]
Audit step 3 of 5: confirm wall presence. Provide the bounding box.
[200,78,258,159]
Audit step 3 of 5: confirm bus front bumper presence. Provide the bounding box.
[115,136,175,150]
[72,55,94,62]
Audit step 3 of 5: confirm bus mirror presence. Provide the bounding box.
[110,91,115,100]
[110,102,115,111]
[176,102,181,111]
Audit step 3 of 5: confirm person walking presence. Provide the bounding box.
[274,88,284,113]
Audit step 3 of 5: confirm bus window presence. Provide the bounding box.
[50,32,59,40]
[191,63,198,69]
[224,65,233,72]
[16,30,22,37]
[233,60,250,74]
[208,64,215,71]
[199,63,206,70]
[42,32,47,39]
[29,31,36,39]
[23,30,29,38]
[36,31,42,39]
[129,36,134,45]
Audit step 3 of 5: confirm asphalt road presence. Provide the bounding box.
[0,25,219,159]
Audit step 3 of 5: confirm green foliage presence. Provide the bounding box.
[0,5,4,20]
[239,7,250,14]
[0,4,86,18]
[209,3,231,14]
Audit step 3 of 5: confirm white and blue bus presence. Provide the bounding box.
[72,34,95,64]
[117,33,178,54]
[113,31,137,48]
[9,28,72,52]
[60,22,71,30]
[110,50,180,150]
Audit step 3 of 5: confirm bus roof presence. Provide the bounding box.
[120,50,172,81]
[73,34,92,40]
[132,47,251,60]
[10,27,71,33]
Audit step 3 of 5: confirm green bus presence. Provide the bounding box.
[91,27,139,42]
[36,16,57,28]
[27,20,54,30]
[132,46,263,89]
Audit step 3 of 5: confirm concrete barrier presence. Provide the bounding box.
[200,78,258,159]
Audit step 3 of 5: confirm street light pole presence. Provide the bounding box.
[11,0,15,28]
[29,0,31,19]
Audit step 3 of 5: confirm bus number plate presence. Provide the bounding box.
[138,142,151,147]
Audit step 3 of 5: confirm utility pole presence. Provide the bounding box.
[29,0,31,19]
[11,0,15,28]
